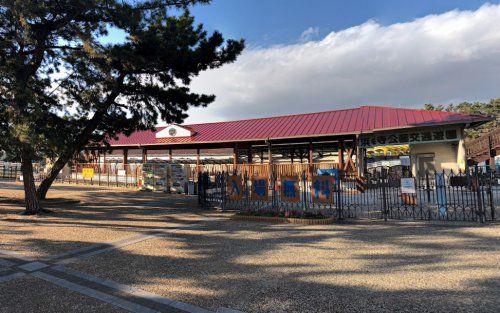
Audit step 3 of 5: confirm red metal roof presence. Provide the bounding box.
[108,105,491,146]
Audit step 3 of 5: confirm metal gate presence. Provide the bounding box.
[198,165,498,222]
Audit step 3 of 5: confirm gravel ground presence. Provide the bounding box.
[1,180,499,313]
[70,220,500,313]
[0,275,127,313]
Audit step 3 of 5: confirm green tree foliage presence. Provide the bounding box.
[0,0,244,214]
[424,99,500,138]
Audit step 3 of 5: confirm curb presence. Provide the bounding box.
[230,214,335,225]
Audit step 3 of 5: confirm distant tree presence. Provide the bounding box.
[424,99,500,138]
[0,0,244,214]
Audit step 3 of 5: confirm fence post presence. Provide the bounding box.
[474,166,484,223]
[302,170,307,211]
[488,167,495,221]
[224,171,229,211]
[125,165,128,188]
[425,171,431,202]
[135,166,138,188]
[271,168,277,211]
[336,171,343,220]
[197,171,202,206]
[382,170,388,221]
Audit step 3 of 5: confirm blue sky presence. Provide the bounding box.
[190,0,496,47]
[106,1,500,124]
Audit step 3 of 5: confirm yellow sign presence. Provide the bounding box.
[82,168,94,180]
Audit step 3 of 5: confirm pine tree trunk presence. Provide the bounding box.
[37,156,67,200]
[21,155,41,215]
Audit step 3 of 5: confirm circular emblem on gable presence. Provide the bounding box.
[168,128,177,136]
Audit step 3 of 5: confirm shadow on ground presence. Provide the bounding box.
[1,181,499,313]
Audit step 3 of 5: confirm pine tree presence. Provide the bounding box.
[0,0,244,214]
[424,99,500,138]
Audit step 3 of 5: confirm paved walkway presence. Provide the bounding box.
[0,223,238,313]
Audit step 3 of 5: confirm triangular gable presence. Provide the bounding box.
[156,124,194,138]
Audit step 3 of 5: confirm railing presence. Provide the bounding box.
[58,162,341,189]
[199,165,498,222]
[61,163,143,188]
[0,164,21,180]
[197,162,340,178]
[466,127,500,161]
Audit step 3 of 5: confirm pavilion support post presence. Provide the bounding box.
[233,143,238,173]
[123,149,128,165]
[355,139,365,176]
[247,147,253,164]
[267,141,273,180]
[196,149,201,173]
[290,148,294,164]
[260,150,264,164]
[168,148,173,162]
[308,142,313,179]
[142,148,148,164]
[488,135,495,170]
[339,140,345,172]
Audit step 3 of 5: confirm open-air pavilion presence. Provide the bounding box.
[89,105,491,178]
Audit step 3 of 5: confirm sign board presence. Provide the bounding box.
[170,164,187,193]
[400,178,417,205]
[281,176,300,202]
[311,176,334,203]
[360,129,459,148]
[400,178,416,194]
[435,173,447,217]
[251,176,268,201]
[400,156,411,166]
[142,163,170,192]
[317,168,340,185]
[227,175,243,200]
[449,176,467,187]
[82,168,94,180]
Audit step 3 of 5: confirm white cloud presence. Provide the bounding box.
[299,26,320,42]
[185,4,500,124]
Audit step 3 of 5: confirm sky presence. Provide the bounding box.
[111,0,500,124]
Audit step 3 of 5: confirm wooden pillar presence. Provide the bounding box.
[142,148,148,163]
[247,147,253,164]
[355,138,364,176]
[233,143,238,168]
[260,150,264,164]
[308,142,313,178]
[488,135,495,169]
[308,142,313,164]
[267,141,273,179]
[123,148,128,165]
[290,148,294,164]
[168,148,173,162]
[196,148,200,172]
[339,140,344,170]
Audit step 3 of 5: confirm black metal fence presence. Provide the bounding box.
[198,165,498,223]
[0,164,21,180]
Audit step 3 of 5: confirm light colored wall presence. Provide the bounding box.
[410,142,461,174]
